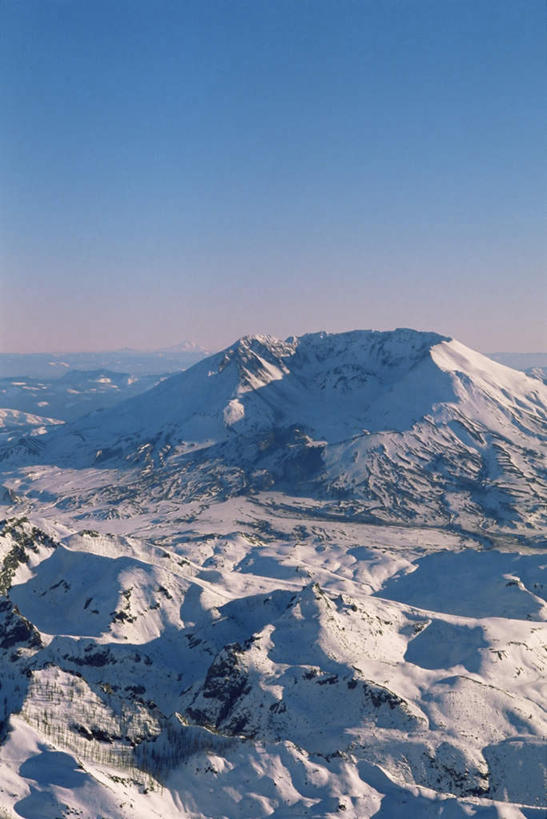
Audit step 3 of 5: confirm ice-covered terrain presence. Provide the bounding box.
[0,329,545,818]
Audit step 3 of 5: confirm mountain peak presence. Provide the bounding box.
[211,335,295,391]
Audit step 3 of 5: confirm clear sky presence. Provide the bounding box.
[1,0,545,353]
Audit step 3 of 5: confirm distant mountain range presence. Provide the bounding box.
[0,341,210,379]
[0,370,164,422]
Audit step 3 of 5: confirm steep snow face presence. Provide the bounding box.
[431,339,547,435]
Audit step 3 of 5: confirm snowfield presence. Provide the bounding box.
[0,329,545,818]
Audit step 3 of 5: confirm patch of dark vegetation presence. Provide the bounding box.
[303,668,318,680]
[0,597,41,651]
[426,749,490,798]
[63,648,116,667]
[71,722,117,744]
[0,520,57,595]
[186,643,252,735]
[48,579,70,592]
[362,680,403,709]
[125,685,146,695]
[0,543,28,596]
[111,610,137,624]
[269,701,286,714]
[317,674,339,686]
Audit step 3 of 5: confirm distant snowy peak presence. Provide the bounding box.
[170,329,543,434]
[489,351,547,370]
[158,340,211,354]
[214,328,450,370]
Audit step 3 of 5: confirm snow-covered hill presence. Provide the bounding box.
[0,408,63,441]
[0,330,545,818]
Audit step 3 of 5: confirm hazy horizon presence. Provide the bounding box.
[2,1,545,354]
[1,327,546,358]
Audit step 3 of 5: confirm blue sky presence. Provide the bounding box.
[1,0,545,352]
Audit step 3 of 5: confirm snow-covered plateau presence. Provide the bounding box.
[0,329,545,818]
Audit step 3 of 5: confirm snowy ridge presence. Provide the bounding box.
[0,408,63,432]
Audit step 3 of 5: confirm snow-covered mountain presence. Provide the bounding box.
[0,330,545,818]
[8,329,545,541]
